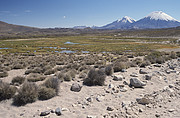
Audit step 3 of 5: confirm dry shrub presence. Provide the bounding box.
[64,73,72,81]
[113,62,128,72]
[79,72,87,78]
[0,71,8,78]
[140,60,151,68]
[145,52,165,64]
[85,59,95,65]
[43,77,60,95]
[38,86,56,100]
[12,64,24,69]
[27,73,46,82]
[44,69,55,75]
[56,61,64,65]
[169,51,177,59]
[83,69,106,86]
[105,65,114,76]
[13,82,38,105]
[132,58,143,65]
[0,81,16,101]
[56,72,65,81]
[12,76,25,85]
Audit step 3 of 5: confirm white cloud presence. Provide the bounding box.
[63,16,66,19]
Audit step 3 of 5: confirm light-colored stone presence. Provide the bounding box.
[139,69,148,74]
[96,95,104,102]
[107,106,114,111]
[87,115,97,118]
[136,97,151,105]
[130,78,146,88]
[113,75,124,81]
[70,83,82,92]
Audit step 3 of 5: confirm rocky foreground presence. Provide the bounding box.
[0,56,180,118]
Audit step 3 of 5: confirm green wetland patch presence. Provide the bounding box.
[0,35,179,54]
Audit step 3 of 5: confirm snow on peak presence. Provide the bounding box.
[146,11,178,21]
[117,16,136,23]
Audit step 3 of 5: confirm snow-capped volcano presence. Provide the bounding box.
[130,11,180,29]
[146,11,178,21]
[117,16,136,23]
[99,16,135,29]
[95,11,180,29]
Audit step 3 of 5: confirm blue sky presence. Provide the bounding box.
[0,0,179,28]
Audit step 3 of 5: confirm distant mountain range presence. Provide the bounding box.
[74,11,180,29]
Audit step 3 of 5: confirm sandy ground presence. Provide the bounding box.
[0,59,180,118]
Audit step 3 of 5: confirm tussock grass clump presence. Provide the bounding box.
[43,77,60,95]
[56,61,65,65]
[85,59,95,65]
[0,81,17,101]
[145,52,165,64]
[117,56,128,62]
[79,72,87,78]
[64,73,72,81]
[113,62,128,72]
[12,64,24,69]
[68,69,76,78]
[132,58,143,66]
[56,72,65,81]
[38,86,56,100]
[169,51,177,59]
[13,82,38,105]
[42,65,52,73]
[54,66,63,71]
[0,71,8,78]
[78,65,89,72]
[105,65,114,76]
[140,60,151,68]
[25,69,34,75]
[27,73,46,82]
[83,68,106,86]
[44,69,55,75]
[12,76,25,85]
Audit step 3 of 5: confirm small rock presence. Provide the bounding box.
[170,70,176,73]
[87,115,97,118]
[86,97,93,103]
[166,70,171,74]
[107,106,114,111]
[145,74,152,80]
[130,78,146,88]
[118,84,125,88]
[155,113,160,117]
[136,97,151,105]
[70,83,82,92]
[96,95,104,102]
[120,87,128,92]
[108,83,114,89]
[121,69,127,72]
[123,81,129,85]
[169,84,174,88]
[139,69,148,74]
[154,64,161,67]
[61,108,69,111]
[40,110,51,116]
[55,107,62,116]
[122,101,132,108]
[139,108,143,112]
[113,75,124,81]
[168,109,175,112]
[130,73,138,77]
